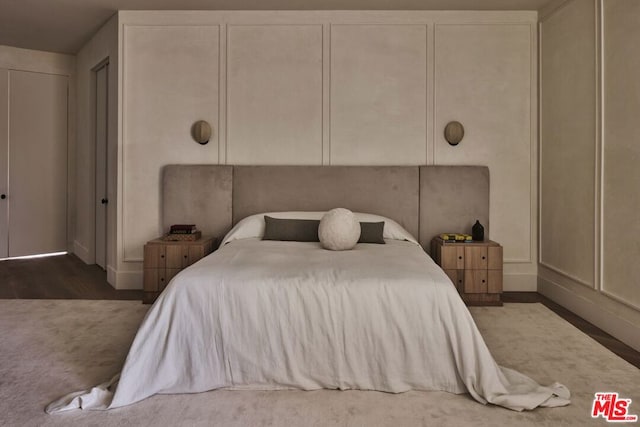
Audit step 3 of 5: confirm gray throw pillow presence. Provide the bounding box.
[263,216,320,242]
[358,222,385,244]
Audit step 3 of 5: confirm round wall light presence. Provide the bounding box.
[444,121,464,146]
[192,120,212,145]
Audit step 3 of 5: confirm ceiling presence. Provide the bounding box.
[0,0,553,54]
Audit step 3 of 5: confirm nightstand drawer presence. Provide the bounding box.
[431,237,503,306]
[440,246,465,270]
[143,236,218,304]
[144,245,166,269]
[444,269,464,292]
[165,245,189,269]
[487,270,503,294]
[464,269,488,293]
[488,246,503,270]
[188,245,208,265]
[144,268,182,292]
[143,268,160,292]
[464,246,488,270]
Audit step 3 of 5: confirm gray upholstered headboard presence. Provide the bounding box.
[162,165,489,254]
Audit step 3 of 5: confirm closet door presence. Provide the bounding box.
[0,70,7,258]
[9,71,68,257]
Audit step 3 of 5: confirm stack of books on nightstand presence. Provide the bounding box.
[163,224,202,241]
[439,233,473,243]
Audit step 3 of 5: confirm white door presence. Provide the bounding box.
[0,69,8,258]
[95,63,108,269]
[8,70,68,257]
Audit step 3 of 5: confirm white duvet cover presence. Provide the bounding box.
[47,236,570,413]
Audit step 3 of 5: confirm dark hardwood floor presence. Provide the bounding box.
[0,253,141,300]
[1,253,638,369]
[502,292,640,369]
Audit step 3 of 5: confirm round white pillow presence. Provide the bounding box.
[318,208,361,251]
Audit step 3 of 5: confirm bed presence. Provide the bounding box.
[46,166,570,413]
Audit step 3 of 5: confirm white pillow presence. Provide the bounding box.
[318,208,361,251]
[220,211,419,246]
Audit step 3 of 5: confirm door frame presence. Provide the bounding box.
[91,58,110,268]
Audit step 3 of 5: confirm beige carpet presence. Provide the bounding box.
[0,300,638,427]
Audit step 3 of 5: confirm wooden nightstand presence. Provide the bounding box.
[143,236,218,304]
[431,237,503,306]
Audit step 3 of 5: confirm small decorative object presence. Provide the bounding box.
[170,224,197,234]
[163,231,201,241]
[440,233,472,243]
[318,208,361,251]
[472,220,484,242]
[163,224,201,241]
[444,121,464,146]
[191,120,212,145]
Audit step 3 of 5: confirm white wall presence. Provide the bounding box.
[539,0,640,352]
[100,10,539,289]
[601,0,640,311]
[540,0,597,288]
[0,45,74,75]
[74,15,119,284]
[0,45,75,255]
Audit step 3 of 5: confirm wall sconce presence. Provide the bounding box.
[191,120,212,145]
[444,121,464,146]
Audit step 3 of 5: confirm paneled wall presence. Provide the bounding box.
[330,25,427,165]
[227,25,322,164]
[602,0,640,310]
[434,23,534,265]
[539,0,640,352]
[122,25,220,262]
[540,0,596,288]
[111,11,538,290]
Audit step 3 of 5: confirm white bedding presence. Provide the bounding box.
[47,237,570,413]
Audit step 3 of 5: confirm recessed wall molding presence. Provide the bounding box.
[539,0,640,356]
[112,11,538,292]
[539,261,594,289]
[539,0,597,288]
[434,22,535,266]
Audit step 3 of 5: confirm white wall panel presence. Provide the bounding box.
[602,0,640,308]
[227,25,323,165]
[539,0,596,287]
[434,24,532,263]
[114,11,537,289]
[330,25,427,165]
[538,0,640,354]
[123,25,219,260]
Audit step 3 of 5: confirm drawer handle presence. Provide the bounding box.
[458,256,462,260]
[482,279,486,283]
[458,280,462,284]
[184,255,188,259]
[482,256,486,260]
[160,278,164,282]
[160,255,164,258]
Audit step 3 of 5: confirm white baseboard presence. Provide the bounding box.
[72,240,92,264]
[538,275,640,353]
[106,266,117,288]
[113,267,143,290]
[504,273,537,291]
